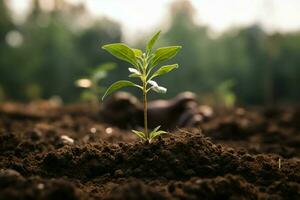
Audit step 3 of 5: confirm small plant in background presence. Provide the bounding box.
[216,80,236,108]
[101,31,181,142]
[76,63,116,101]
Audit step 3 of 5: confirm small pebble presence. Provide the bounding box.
[61,135,74,144]
[195,179,202,184]
[37,183,45,190]
[90,127,97,134]
[105,127,113,134]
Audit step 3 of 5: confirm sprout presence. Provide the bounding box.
[101,31,181,142]
[75,63,116,101]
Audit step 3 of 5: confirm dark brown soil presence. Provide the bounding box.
[0,102,299,200]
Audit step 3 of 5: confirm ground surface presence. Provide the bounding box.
[0,101,299,200]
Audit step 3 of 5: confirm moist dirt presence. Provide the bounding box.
[0,102,299,199]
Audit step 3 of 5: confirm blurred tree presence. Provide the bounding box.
[159,0,211,98]
[76,18,125,87]
[147,0,300,105]
[19,0,87,101]
[17,0,123,102]
[0,0,18,99]
[275,33,300,103]
[0,0,299,105]
[234,25,268,104]
[0,0,12,40]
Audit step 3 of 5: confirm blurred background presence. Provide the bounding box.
[0,0,300,106]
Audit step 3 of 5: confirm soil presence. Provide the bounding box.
[0,101,299,200]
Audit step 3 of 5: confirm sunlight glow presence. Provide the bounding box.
[7,0,300,40]
[75,79,92,88]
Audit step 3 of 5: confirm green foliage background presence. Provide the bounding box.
[0,0,300,105]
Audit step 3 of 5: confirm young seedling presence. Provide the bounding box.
[101,31,181,142]
[76,63,116,101]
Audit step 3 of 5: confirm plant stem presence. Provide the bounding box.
[143,82,148,140]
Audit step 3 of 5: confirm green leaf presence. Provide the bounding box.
[94,62,116,73]
[102,43,137,65]
[150,130,168,140]
[92,71,107,82]
[132,48,143,57]
[147,31,161,52]
[102,80,138,100]
[149,126,168,140]
[91,63,117,82]
[151,46,181,67]
[152,64,178,78]
[132,130,146,140]
[129,73,141,78]
[149,126,161,135]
